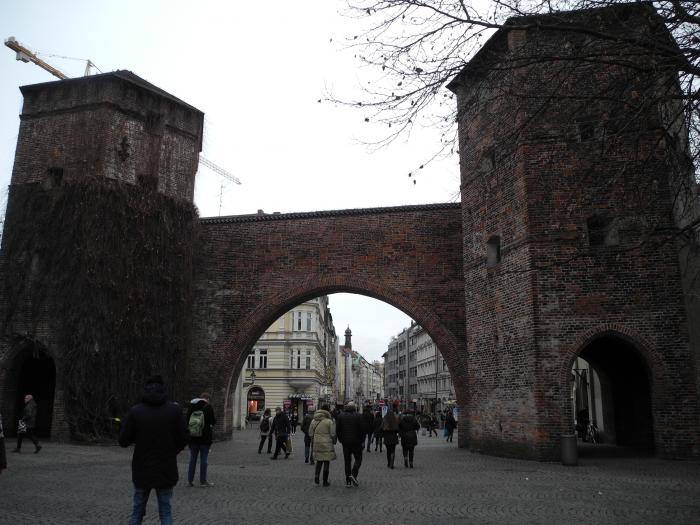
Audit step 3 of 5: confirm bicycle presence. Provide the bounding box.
[586,421,599,444]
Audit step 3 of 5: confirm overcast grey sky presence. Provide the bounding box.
[0,1,458,362]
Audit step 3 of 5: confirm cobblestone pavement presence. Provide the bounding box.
[2,428,699,524]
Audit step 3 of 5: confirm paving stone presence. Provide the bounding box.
[1,429,699,524]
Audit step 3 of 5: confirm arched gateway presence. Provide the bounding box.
[0,4,698,461]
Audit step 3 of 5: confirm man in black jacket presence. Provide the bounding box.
[186,393,216,487]
[13,394,41,453]
[119,375,188,525]
[270,407,291,459]
[335,401,367,487]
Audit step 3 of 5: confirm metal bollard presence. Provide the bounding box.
[561,434,578,466]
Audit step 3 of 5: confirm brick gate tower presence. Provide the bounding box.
[449,4,700,459]
[0,72,203,438]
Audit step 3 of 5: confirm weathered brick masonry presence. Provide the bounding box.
[449,4,700,459]
[191,205,467,437]
[0,4,698,460]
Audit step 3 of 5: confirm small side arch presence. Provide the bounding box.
[561,325,660,451]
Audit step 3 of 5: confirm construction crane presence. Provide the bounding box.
[4,36,242,189]
[5,36,68,80]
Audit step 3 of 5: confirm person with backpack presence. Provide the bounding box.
[258,408,273,454]
[186,392,216,487]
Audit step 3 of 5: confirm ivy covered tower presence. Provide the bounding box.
[0,72,203,439]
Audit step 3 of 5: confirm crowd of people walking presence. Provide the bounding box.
[255,400,457,487]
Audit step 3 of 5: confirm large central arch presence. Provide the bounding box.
[188,203,467,440]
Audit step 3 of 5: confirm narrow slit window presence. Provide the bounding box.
[486,235,501,267]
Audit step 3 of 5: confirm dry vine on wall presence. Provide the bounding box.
[2,178,197,440]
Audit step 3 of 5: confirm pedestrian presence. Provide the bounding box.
[362,404,374,452]
[270,407,291,459]
[445,409,456,443]
[373,411,384,452]
[301,411,315,464]
[335,401,367,487]
[0,412,7,474]
[13,394,41,453]
[118,375,188,525]
[399,409,420,468]
[186,392,216,487]
[429,414,438,437]
[309,404,336,486]
[382,403,400,469]
[291,411,298,435]
[258,408,273,454]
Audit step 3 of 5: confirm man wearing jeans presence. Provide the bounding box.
[119,375,188,525]
[335,401,368,488]
[186,393,216,487]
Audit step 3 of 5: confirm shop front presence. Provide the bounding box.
[246,386,265,421]
[287,393,315,418]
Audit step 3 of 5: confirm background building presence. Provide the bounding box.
[384,322,454,413]
[231,296,337,428]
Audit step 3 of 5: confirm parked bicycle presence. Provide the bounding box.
[586,421,599,444]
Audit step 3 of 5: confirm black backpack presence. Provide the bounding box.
[260,416,270,432]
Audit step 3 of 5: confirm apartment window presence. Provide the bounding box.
[289,350,294,368]
[295,312,302,331]
[297,349,301,369]
[247,351,255,369]
[258,349,267,369]
[305,350,311,370]
[306,312,312,331]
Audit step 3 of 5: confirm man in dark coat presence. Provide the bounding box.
[335,401,367,487]
[362,405,375,452]
[13,394,41,453]
[270,407,291,459]
[185,392,216,487]
[119,375,188,525]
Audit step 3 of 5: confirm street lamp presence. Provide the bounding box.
[244,369,257,387]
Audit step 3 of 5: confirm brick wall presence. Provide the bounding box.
[189,205,467,434]
[450,4,700,459]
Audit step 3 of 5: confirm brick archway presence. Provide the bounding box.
[215,275,467,430]
[189,203,466,435]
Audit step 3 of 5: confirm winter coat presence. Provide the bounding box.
[271,412,291,437]
[309,410,336,461]
[335,406,367,447]
[399,413,420,448]
[362,409,375,436]
[373,414,383,438]
[445,412,457,431]
[382,411,400,446]
[186,399,216,446]
[118,383,188,489]
[22,399,37,429]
